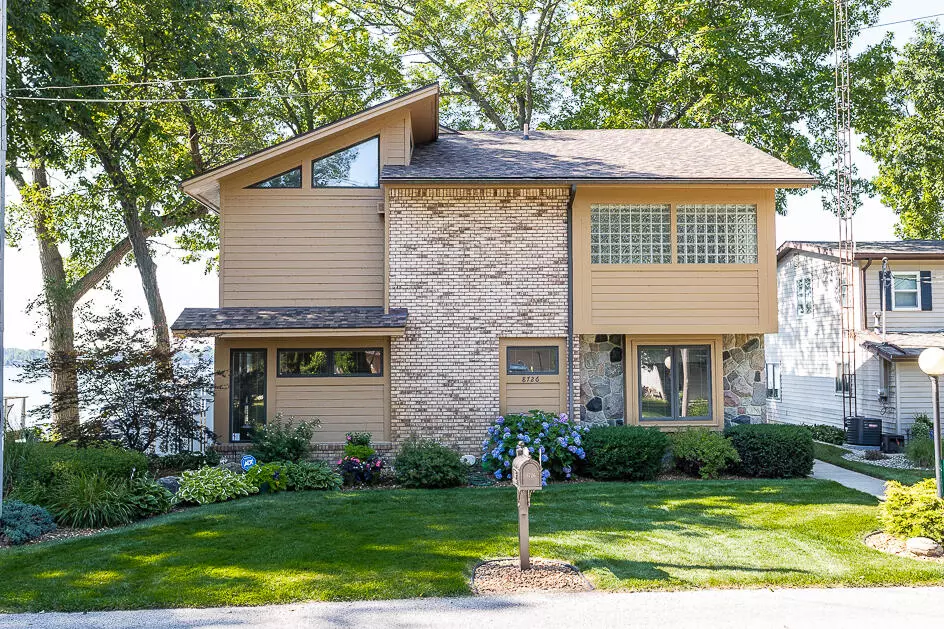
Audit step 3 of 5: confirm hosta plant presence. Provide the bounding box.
[481,410,589,483]
[176,466,258,505]
[245,462,289,493]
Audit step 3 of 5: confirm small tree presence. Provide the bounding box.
[19,308,217,452]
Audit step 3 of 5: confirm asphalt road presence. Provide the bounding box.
[3,587,943,629]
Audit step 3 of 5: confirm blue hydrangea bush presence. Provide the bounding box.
[481,410,589,484]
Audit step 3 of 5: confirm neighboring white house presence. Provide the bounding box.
[765,240,944,438]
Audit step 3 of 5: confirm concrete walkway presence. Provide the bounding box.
[812,459,887,498]
[4,587,944,629]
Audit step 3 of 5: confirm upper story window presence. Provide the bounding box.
[892,272,920,310]
[590,204,671,264]
[246,166,302,189]
[312,136,380,188]
[676,204,758,264]
[796,276,813,316]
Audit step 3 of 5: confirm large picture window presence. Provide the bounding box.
[312,136,380,188]
[230,349,266,442]
[277,348,382,377]
[676,204,758,264]
[590,204,671,264]
[638,345,712,421]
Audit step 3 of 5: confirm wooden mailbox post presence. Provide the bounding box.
[511,441,542,570]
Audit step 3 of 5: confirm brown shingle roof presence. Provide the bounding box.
[171,307,408,335]
[382,129,817,184]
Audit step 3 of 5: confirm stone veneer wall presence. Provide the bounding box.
[722,333,766,426]
[579,334,625,425]
[387,186,577,454]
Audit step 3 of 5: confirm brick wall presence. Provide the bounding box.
[387,186,573,454]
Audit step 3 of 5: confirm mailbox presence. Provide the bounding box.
[511,442,542,491]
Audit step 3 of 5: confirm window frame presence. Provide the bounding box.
[311,135,381,189]
[505,345,560,375]
[765,362,781,400]
[245,165,302,189]
[796,275,813,316]
[637,344,713,422]
[276,348,383,378]
[835,362,851,395]
[891,271,921,311]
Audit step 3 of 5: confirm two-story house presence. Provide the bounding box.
[766,240,944,439]
[171,84,816,456]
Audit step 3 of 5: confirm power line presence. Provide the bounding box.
[9,8,943,104]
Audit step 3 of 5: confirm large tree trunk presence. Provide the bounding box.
[122,204,171,350]
[30,164,80,433]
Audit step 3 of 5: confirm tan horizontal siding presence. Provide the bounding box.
[218,113,409,309]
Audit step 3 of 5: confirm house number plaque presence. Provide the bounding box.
[520,376,541,383]
[511,441,543,570]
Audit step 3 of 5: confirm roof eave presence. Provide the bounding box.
[380,176,819,187]
[180,83,441,212]
[173,326,406,339]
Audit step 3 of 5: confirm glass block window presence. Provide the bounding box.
[590,204,671,264]
[676,204,758,264]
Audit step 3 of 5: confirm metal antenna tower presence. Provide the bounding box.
[835,0,857,421]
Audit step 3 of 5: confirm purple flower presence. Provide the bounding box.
[560,413,568,422]
[503,460,510,468]
[541,454,548,462]
[523,435,531,443]
[541,422,549,429]
[497,416,505,424]
[495,470,503,479]
[568,445,577,453]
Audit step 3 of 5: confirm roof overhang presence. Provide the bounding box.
[860,331,944,362]
[181,84,440,212]
[381,177,818,187]
[778,241,944,262]
[171,306,408,339]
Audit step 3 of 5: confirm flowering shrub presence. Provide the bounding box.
[480,410,589,484]
[345,432,373,447]
[337,456,384,486]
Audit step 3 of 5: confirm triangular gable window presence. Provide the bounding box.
[312,136,379,188]
[247,166,302,189]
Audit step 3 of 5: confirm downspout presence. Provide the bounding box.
[861,258,872,331]
[567,184,577,422]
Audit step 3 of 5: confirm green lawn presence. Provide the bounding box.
[814,442,933,485]
[2,480,943,612]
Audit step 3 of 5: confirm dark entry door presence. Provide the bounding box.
[230,349,266,442]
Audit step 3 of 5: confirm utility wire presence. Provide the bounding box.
[8,9,943,104]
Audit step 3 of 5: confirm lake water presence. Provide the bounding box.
[3,366,50,428]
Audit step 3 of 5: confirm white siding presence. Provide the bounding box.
[863,261,944,331]
[896,361,934,436]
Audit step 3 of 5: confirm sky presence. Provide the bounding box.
[0,0,935,351]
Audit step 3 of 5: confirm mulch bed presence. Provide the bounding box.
[1,526,109,549]
[471,558,593,595]
[864,531,944,563]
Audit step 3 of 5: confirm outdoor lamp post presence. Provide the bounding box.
[918,347,944,499]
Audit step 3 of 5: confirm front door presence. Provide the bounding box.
[499,338,566,415]
[230,349,266,442]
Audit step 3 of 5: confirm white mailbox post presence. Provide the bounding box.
[511,441,542,570]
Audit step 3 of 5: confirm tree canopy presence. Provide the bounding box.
[860,22,944,238]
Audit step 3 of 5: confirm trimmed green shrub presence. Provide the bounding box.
[882,479,944,541]
[13,443,147,488]
[0,500,56,545]
[127,477,174,519]
[247,413,318,463]
[394,439,467,489]
[912,413,934,440]
[44,473,135,528]
[725,424,814,478]
[245,462,289,493]
[670,428,740,479]
[176,467,259,505]
[343,444,376,460]
[582,426,669,481]
[804,424,845,445]
[284,461,342,491]
[906,437,935,468]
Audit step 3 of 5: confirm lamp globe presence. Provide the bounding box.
[919,347,944,377]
